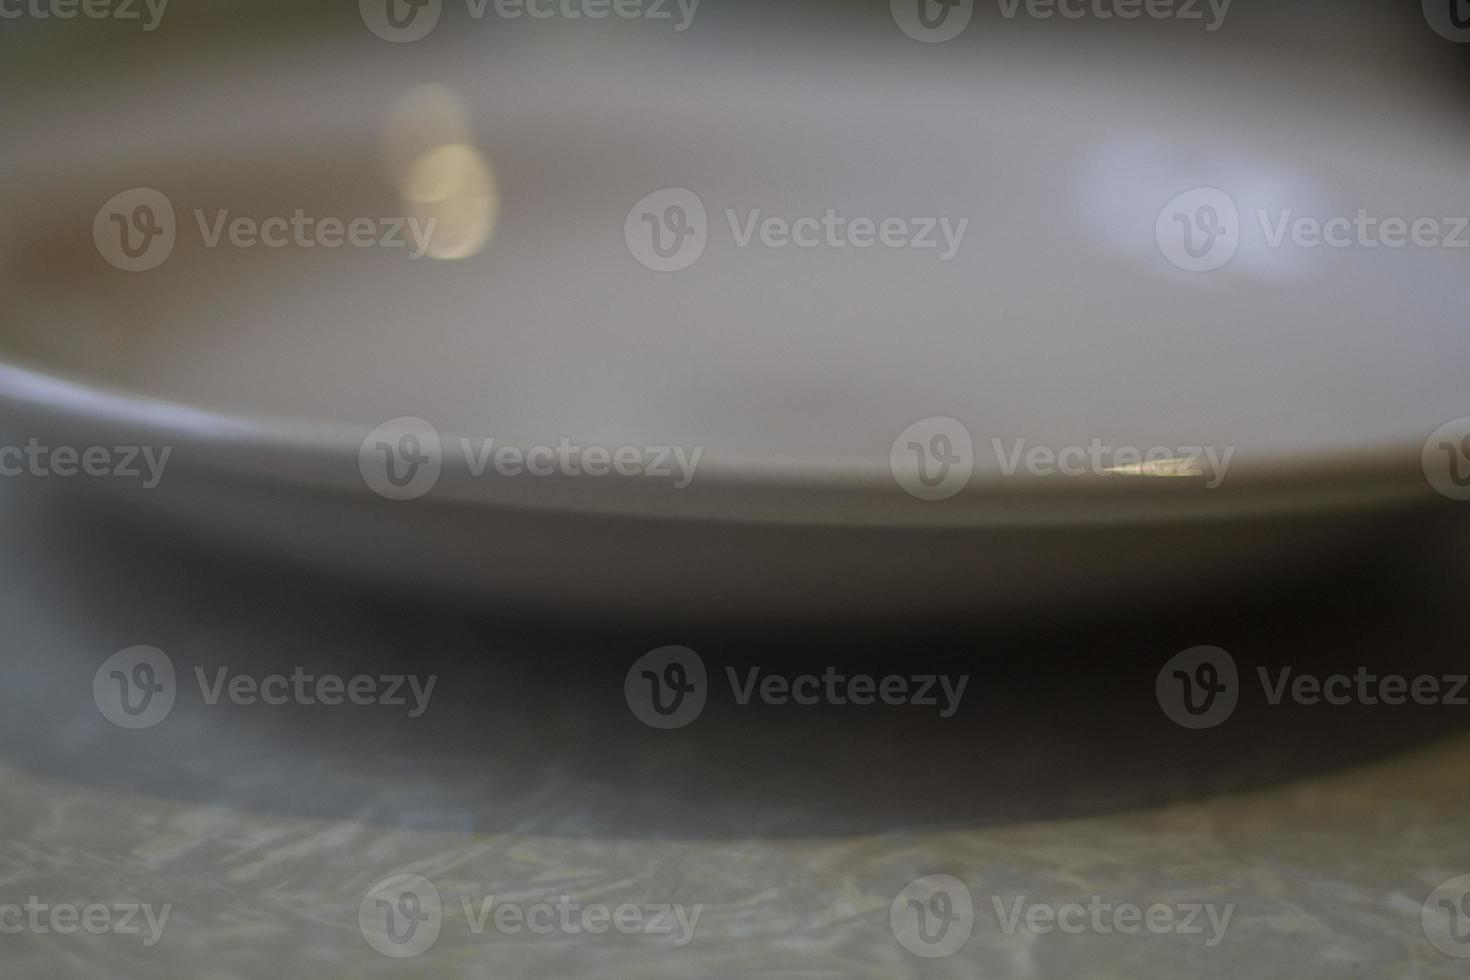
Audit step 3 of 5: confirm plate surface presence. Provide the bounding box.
[1,16,1466,615]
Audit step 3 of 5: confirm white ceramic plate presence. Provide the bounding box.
[2,17,1466,617]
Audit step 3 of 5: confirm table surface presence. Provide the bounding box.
[2,475,1470,979]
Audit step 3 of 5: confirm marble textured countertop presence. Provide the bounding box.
[2,477,1470,978]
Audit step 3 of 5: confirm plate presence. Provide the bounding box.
[2,15,1466,617]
